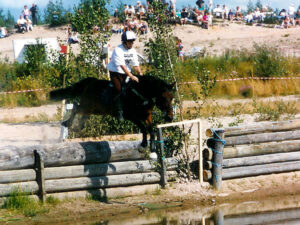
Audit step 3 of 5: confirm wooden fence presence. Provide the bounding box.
[203,119,300,189]
[0,141,178,201]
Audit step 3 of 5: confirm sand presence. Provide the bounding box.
[1,22,300,61]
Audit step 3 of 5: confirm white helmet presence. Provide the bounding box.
[121,31,136,42]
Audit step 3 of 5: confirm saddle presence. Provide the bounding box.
[100,82,149,108]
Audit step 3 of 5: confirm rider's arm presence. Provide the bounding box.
[120,65,139,82]
[134,66,143,76]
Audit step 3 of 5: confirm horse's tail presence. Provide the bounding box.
[49,86,76,101]
[50,78,94,101]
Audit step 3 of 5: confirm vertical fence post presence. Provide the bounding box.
[157,127,167,188]
[34,150,46,202]
[212,129,225,190]
[198,121,203,183]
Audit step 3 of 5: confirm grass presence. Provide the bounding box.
[0,112,60,124]
[184,99,298,121]
[2,189,47,217]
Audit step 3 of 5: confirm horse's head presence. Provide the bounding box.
[156,83,175,122]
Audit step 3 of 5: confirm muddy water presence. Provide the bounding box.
[89,194,300,225]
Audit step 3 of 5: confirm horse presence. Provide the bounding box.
[50,75,174,151]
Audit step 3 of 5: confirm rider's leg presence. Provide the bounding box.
[110,71,125,122]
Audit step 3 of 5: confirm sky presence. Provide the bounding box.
[0,0,299,20]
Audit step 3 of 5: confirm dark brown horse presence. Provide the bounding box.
[50,75,174,150]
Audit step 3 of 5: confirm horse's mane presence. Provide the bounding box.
[135,75,172,95]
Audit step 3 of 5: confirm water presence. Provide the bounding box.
[88,193,300,225]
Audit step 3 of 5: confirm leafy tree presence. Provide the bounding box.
[247,0,254,13]
[0,9,5,27]
[5,10,15,28]
[255,0,263,10]
[69,0,111,78]
[44,0,68,27]
[70,0,110,33]
[116,0,126,23]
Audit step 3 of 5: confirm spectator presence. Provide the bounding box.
[29,3,38,26]
[16,15,26,33]
[289,4,296,17]
[281,16,290,28]
[295,10,300,25]
[139,21,148,34]
[124,4,129,16]
[180,8,189,25]
[222,4,229,20]
[0,27,8,38]
[176,38,184,62]
[202,11,209,29]
[228,9,234,21]
[279,9,287,19]
[129,17,138,31]
[245,11,253,23]
[113,9,119,23]
[170,0,176,17]
[253,7,263,22]
[138,5,146,20]
[196,11,204,25]
[235,6,243,20]
[128,5,135,17]
[25,16,33,31]
[213,4,223,18]
[135,1,141,15]
[22,5,30,19]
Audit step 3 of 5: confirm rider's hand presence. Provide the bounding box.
[130,74,139,82]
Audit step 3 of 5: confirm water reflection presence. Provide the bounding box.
[90,194,300,225]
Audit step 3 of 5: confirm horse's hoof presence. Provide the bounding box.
[149,152,158,160]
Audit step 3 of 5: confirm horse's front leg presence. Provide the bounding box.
[62,103,79,128]
[147,124,156,152]
[134,120,148,147]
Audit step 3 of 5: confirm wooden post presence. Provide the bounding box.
[198,121,203,183]
[212,129,225,190]
[34,150,46,202]
[157,128,167,188]
[213,209,224,225]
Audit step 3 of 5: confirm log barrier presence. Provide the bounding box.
[0,141,178,201]
[203,119,300,187]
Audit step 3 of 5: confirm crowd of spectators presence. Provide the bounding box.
[15,4,37,33]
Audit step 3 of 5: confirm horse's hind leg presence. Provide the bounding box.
[62,103,79,127]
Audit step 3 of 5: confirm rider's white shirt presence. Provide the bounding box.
[107,44,139,74]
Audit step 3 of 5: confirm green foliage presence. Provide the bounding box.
[253,99,296,121]
[145,1,177,83]
[255,0,263,10]
[253,44,287,78]
[70,0,110,34]
[44,0,68,27]
[2,188,46,217]
[0,9,15,28]
[247,0,255,13]
[116,1,126,23]
[23,42,47,75]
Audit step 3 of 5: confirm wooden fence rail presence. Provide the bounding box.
[204,119,300,187]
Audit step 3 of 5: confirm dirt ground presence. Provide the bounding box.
[1,22,300,61]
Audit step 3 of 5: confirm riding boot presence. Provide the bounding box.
[115,96,124,122]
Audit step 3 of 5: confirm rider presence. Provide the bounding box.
[107,31,143,121]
